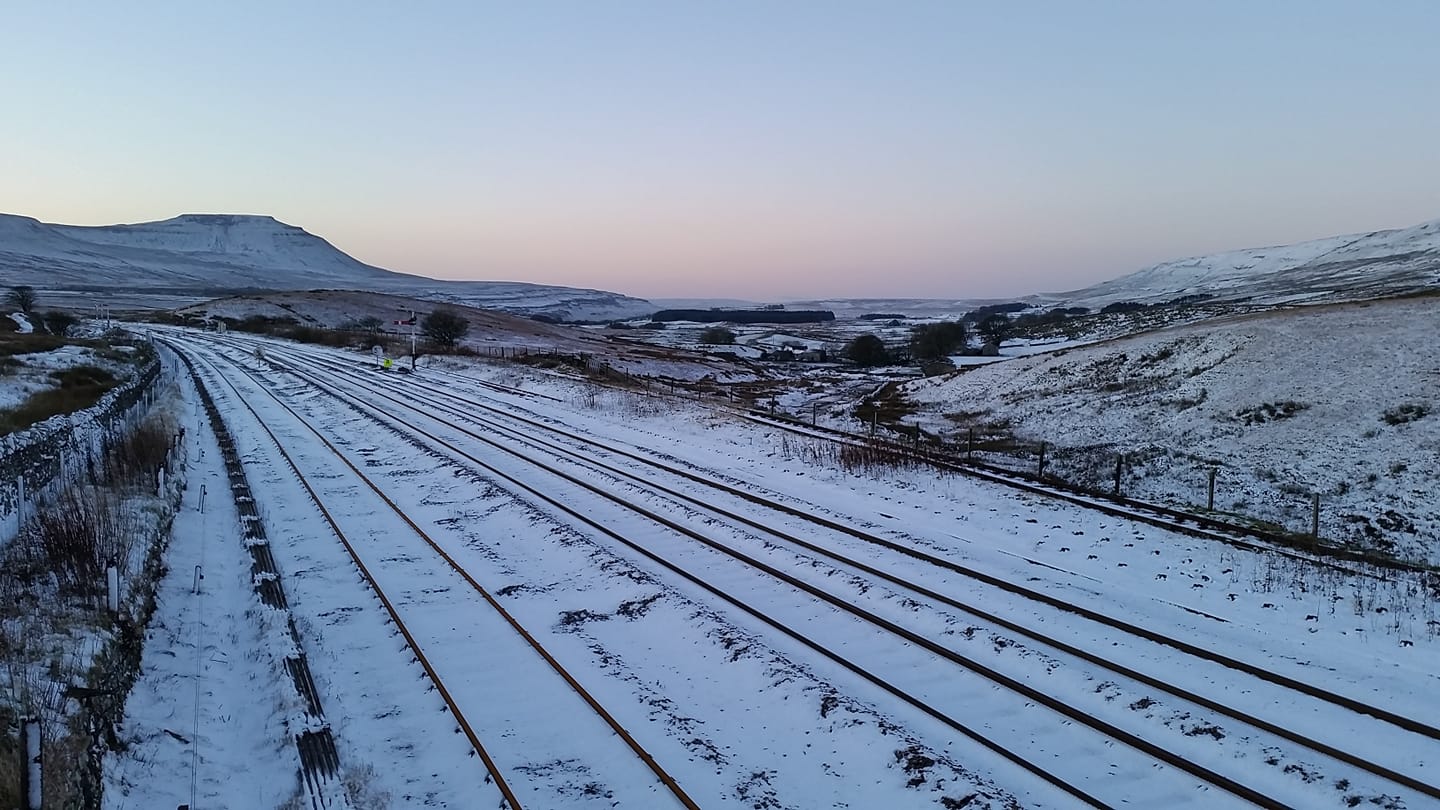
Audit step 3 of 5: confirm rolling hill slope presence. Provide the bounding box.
[897,295,1440,563]
[0,213,653,321]
[1061,218,1440,308]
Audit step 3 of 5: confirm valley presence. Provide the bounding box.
[2,213,1436,809]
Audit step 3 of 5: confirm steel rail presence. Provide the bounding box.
[298,356,1440,801]
[259,339,1440,747]
[244,343,1309,809]
[171,337,702,810]
[166,340,526,808]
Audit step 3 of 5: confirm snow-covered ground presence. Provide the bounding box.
[1061,218,1440,309]
[108,326,1440,809]
[0,343,129,412]
[898,296,1440,564]
[104,367,301,808]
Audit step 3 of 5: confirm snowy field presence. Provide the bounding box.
[100,325,1440,809]
[898,296,1440,565]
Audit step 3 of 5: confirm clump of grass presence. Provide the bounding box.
[50,365,115,389]
[0,365,118,435]
[837,441,922,473]
[25,486,128,595]
[0,332,66,357]
[1138,345,1175,364]
[514,352,589,371]
[1235,400,1308,426]
[1381,403,1429,426]
[103,418,174,489]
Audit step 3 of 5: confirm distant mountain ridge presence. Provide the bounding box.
[0,212,653,321]
[1060,218,1440,308]
[789,218,1440,319]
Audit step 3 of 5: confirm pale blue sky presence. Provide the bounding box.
[2,1,1437,299]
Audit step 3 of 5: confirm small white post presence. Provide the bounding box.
[199,484,206,514]
[192,565,203,594]
[22,716,41,810]
[157,467,166,495]
[107,561,120,614]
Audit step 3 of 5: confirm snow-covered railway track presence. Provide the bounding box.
[215,341,1440,808]
[165,337,701,810]
[264,344,1440,733]
[312,359,1440,798]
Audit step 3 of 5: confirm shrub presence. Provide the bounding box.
[422,309,470,350]
[698,327,736,345]
[26,487,127,594]
[103,419,173,489]
[40,311,78,336]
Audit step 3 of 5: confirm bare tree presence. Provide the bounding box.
[977,313,1012,346]
[6,285,37,314]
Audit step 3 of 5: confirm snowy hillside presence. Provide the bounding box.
[896,295,1440,564]
[0,213,654,321]
[1062,218,1440,308]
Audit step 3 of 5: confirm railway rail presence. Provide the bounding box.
[197,333,1440,809]
[370,342,1435,577]
[164,337,701,810]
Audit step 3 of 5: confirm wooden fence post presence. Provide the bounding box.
[21,716,41,810]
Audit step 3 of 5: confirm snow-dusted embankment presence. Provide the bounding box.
[901,296,1440,562]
